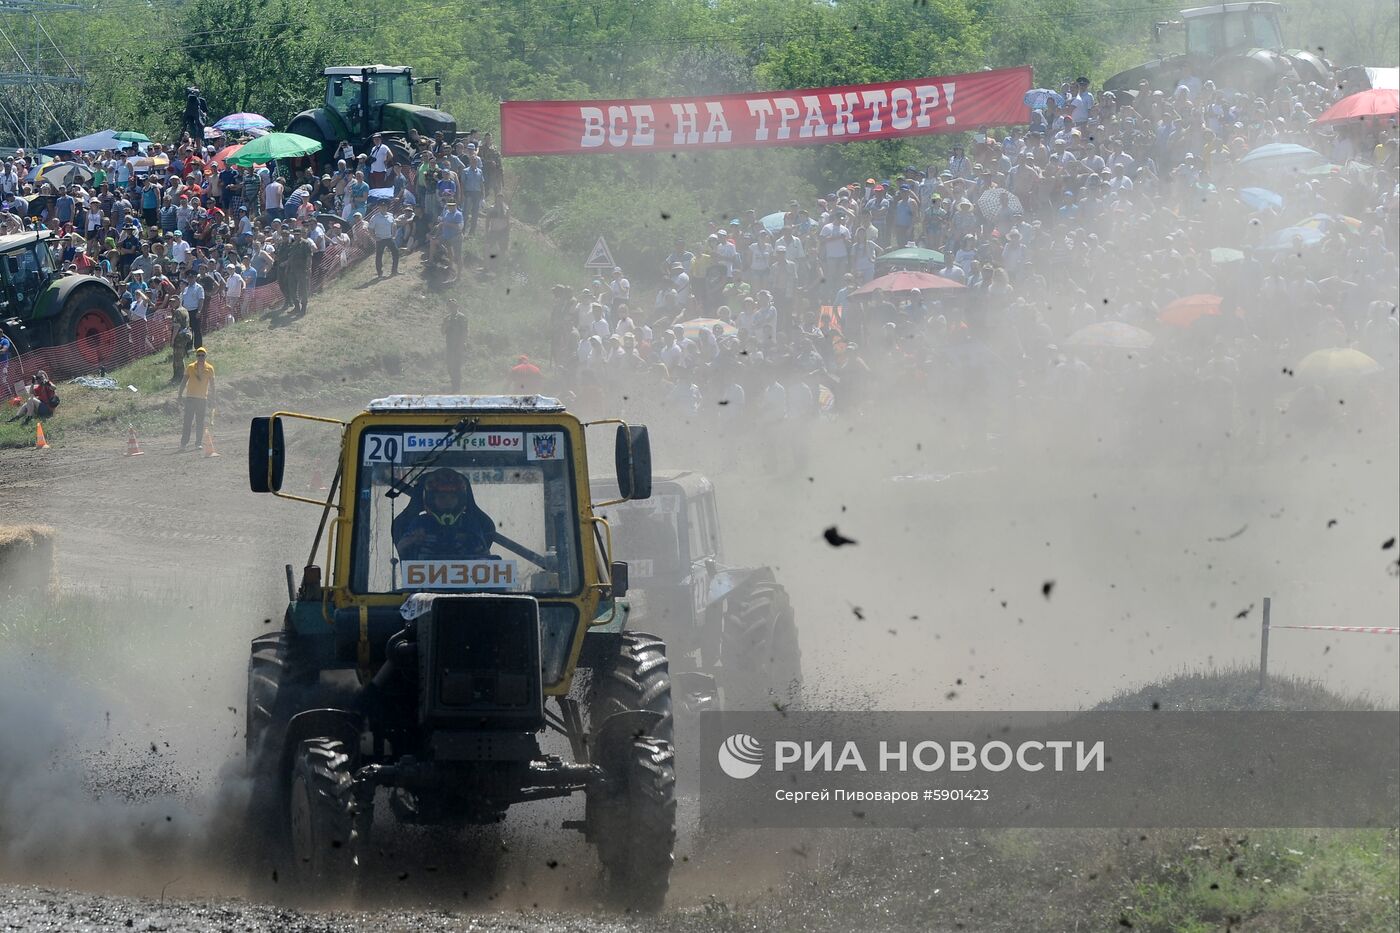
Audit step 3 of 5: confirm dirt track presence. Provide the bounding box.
[1,402,1396,929]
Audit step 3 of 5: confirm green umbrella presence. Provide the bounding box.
[226,132,323,167]
[875,246,946,265]
[1209,247,1245,264]
[114,130,150,143]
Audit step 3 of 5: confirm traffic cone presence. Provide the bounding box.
[202,426,220,457]
[34,422,49,449]
[125,425,145,457]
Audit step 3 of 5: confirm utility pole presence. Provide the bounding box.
[0,0,83,150]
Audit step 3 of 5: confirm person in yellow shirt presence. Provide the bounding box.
[176,346,216,451]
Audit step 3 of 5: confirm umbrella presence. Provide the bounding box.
[1238,187,1283,212]
[213,112,274,132]
[760,211,787,233]
[1300,162,1344,176]
[1066,321,1156,350]
[1023,88,1065,110]
[852,271,965,296]
[1158,293,1223,328]
[875,246,945,266]
[677,318,737,343]
[1292,213,1363,234]
[126,153,169,172]
[1314,88,1399,126]
[976,187,1024,220]
[1297,348,1382,381]
[245,127,270,138]
[226,132,323,167]
[1237,143,1325,172]
[1258,226,1324,251]
[34,161,94,188]
[210,143,247,168]
[1209,247,1245,264]
[114,130,150,143]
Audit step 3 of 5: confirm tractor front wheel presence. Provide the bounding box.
[588,736,677,913]
[287,737,359,894]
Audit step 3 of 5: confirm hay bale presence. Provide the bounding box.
[0,524,57,595]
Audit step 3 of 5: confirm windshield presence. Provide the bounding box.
[352,425,580,596]
[368,73,413,107]
[597,492,686,581]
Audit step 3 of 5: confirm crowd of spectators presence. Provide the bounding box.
[0,126,509,372]
[544,75,1398,463]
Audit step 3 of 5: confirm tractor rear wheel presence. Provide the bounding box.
[55,285,121,367]
[288,737,359,894]
[585,632,676,911]
[721,581,803,709]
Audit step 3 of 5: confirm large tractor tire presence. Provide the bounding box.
[286,117,333,172]
[589,737,677,913]
[287,737,359,894]
[55,285,121,367]
[587,631,674,743]
[585,632,676,912]
[721,580,803,709]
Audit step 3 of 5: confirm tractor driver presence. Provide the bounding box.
[394,468,496,561]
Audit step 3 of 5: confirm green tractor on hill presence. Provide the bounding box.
[1104,2,1332,98]
[0,230,123,369]
[287,65,457,169]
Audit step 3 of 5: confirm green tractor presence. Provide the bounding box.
[286,65,457,169]
[1104,3,1332,98]
[0,230,123,368]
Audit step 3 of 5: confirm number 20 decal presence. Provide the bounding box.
[364,434,402,463]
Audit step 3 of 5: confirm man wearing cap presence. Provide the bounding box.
[438,199,465,268]
[176,346,215,452]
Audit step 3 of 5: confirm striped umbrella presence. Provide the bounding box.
[214,112,274,132]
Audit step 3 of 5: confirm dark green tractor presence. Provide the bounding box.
[0,231,123,367]
[287,65,457,169]
[1104,3,1332,98]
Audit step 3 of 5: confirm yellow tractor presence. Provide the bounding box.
[244,395,674,910]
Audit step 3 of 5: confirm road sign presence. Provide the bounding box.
[584,235,616,270]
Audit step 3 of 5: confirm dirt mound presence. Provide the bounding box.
[1093,667,1384,711]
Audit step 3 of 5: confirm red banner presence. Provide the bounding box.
[500,66,1032,157]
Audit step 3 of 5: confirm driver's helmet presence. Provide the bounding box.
[423,468,469,526]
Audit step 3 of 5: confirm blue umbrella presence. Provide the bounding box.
[760,211,787,233]
[213,111,274,132]
[1238,143,1325,172]
[1238,187,1283,212]
[1258,226,1325,251]
[1023,89,1065,111]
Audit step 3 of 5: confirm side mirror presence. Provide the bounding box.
[614,424,651,501]
[248,416,285,493]
[332,79,344,97]
[609,561,629,599]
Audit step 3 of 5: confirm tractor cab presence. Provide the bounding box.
[1172,3,1286,58]
[326,66,418,139]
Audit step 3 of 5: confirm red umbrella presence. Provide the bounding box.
[852,270,965,296]
[210,143,243,168]
[1315,88,1400,126]
[1158,293,1223,328]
